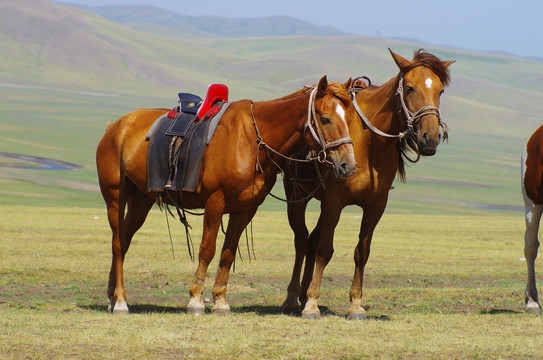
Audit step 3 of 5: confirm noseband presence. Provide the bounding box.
[351,73,448,140]
[250,87,352,170]
[304,87,353,162]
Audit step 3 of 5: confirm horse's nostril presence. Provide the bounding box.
[336,162,355,179]
[422,132,428,142]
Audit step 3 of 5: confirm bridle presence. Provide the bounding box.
[251,86,353,168]
[303,87,353,162]
[351,72,448,142]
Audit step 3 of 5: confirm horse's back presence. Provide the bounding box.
[523,124,543,205]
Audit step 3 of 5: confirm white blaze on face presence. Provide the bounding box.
[425,78,433,89]
[335,101,346,124]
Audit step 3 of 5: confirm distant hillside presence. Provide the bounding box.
[1,0,543,136]
[60,3,350,38]
[2,0,543,212]
[0,0,241,95]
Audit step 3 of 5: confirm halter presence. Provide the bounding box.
[351,73,448,140]
[303,87,353,162]
[251,87,353,168]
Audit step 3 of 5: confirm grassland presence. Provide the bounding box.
[1,4,543,357]
[1,206,541,359]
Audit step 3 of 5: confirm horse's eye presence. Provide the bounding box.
[320,117,332,125]
[407,86,415,93]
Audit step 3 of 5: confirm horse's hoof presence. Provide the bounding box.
[187,305,205,316]
[212,304,231,315]
[347,311,367,320]
[281,298,301,315]
[526,305,542,315]
[301,310,320,320]
[525,299,542,315]
[109,300,129,314]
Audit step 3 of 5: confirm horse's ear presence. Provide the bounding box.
[316,75,328,98]
[389,48,411,72]
[442,60,456,68]
[343,77,352,90]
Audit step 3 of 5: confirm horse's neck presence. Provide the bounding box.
[251,95,308,166]
[355,75,404,135]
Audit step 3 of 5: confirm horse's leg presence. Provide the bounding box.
[347,198,387,320]
[301,199,342,319]
[523,192,543,314]
[124,184,155,246]
[299,219,321,308]
[187,194,225,315]
[282,196,311,312]
[212,208,258,314]
[104,180,129,313]
[105,180,154,313]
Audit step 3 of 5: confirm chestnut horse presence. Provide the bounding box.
[96,76,356,314]
[281,49,454,319]
[521,124,543,315]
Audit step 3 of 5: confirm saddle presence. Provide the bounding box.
[146,84,230,192]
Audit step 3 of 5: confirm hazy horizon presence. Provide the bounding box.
[59,0,543,59]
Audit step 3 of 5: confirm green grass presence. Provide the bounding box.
[1,206,540,359]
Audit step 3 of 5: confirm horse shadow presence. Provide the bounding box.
[81,304,186,314]
[80,304,391,320]
[80,304,299,316]
[478,308,523,315]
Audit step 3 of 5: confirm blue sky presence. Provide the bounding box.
[62,0,543,58]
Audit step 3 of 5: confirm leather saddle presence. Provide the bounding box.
[146,84,229,192]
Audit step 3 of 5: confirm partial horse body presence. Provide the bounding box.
[96,76,356,314]
[281,49,454,319]
[521,124,543,315]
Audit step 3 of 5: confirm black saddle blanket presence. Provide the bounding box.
[146,102,231,192]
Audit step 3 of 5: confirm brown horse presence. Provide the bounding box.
[281,49,454,319]
[96,76,357,314]
[521,125,543,315]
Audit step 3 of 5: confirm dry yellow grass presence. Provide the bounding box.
[1,205,541,359]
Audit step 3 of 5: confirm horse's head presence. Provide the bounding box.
[390,49,455,156]
[305,76,356,180]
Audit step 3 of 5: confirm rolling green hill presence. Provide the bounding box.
[0,0,542,215]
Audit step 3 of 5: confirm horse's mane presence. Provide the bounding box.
[396,49,451,182]
[326,81,351,106]
[404,49,451,87]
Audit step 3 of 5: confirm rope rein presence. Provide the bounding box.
[250,86,352,203]
[250,86,352,170]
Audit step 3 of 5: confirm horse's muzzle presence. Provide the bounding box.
[334,162,357,180]
[419,146,437,156]
[418,132,440,156]
[330,147,356,180]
